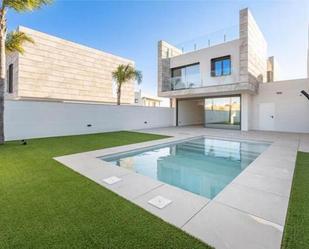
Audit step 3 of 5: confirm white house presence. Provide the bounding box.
[134,90,162,107]
[158,8,309,133]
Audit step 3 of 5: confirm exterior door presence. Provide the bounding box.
[259,103,275,131]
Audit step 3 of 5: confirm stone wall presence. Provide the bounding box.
[157,40,182,93]
[5,52,19,99]
[239,8,267,85]
[10,26,135,104]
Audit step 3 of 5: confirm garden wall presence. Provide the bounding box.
[4,100,175,141]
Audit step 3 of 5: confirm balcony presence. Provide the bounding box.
[160,76,258,98]
[163,76,202,91]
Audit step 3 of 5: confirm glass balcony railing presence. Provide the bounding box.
[163,76,202,91]
[175,25,239,54]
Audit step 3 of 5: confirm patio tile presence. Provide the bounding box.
[133,184,209,227]
[55,156,132,181]
[183,201,283,249]
[85,136,190,158]
[214,183,289,226]
[233,171,292,197]
[101,173,163,200]
[246,164,294,180]
[260,147,297,159]
[299,134,309,152]
[253,157,295,170]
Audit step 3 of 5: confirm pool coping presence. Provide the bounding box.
[54,129,299,249]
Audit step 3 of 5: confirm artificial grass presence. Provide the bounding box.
[281,151,309,249]
[0,131,212,249]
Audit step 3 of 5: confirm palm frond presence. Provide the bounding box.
[5,31,34,54]
[134,70,142,85]
[112,64,143,86]
[3,0,53,12]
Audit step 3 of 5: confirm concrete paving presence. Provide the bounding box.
[214,182,289,226]
[182,201,283,249]
[299,133,309,152]
[133,184,209,227]
[54,126,307,249]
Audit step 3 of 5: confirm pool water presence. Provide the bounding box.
[101,137,270,199]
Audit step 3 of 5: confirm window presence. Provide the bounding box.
[211,56,231,77]
[171,63,200,90]
[7,64,13,93]
[205,96,240,130]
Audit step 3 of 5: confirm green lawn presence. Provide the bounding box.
[0,131,212,249]
[281,151,309,249]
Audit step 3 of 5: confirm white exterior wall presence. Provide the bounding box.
[241,93,252,131]
[251,79,309,133]
[4,100,175,141]
[177,99,204,126]
[307,50,309,78]
[170,40,241,87]
[307,24,309,78]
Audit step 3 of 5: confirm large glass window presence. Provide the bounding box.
[205,96,240,130]
[171,63,200,90]
[211,56,231,77]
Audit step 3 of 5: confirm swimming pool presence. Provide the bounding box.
[100,137,270,199]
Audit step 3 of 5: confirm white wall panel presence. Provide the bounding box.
[4,100,175,141]
[251,79,309,133]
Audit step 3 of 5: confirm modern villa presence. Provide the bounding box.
[2,3,309,249]
[5,26,135,104]
[158,8,309,132]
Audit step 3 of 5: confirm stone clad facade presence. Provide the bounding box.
[239,8,267,85]
[5,26,135,104]
[157,40,182,93]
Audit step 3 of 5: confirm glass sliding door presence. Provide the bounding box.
[205,96,241,130]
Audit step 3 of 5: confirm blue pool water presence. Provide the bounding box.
[101,137,270,199]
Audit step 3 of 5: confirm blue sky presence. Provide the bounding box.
[7,0,309,96]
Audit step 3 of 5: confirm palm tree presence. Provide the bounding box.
[0,0,52,144]
[112,64,142,105]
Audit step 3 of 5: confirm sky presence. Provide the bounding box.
[7,0,309,98]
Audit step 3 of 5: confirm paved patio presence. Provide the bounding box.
[55,127,309,249]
